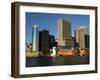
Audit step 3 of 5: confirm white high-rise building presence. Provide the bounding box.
[75,26,89,48]
[32,25,39,51]
[57,19,74,48]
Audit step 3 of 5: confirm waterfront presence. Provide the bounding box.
[26,55,89,67]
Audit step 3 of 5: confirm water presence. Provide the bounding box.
[26,56,89,67]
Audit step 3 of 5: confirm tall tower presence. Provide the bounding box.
[39,30,49,54]
[57,19,74,48]
[32,25,39,51]
[75,26,89,48]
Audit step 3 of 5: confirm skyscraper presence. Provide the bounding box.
[49,35,56,49]
[57,19,74,48]
[32,25,39,51]
[75,26,89,48]
[39,30,49,54]
[85,34,89,48]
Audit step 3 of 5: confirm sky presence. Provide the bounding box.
[26,12,89,43]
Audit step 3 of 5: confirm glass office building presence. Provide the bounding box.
[32,25,39,51]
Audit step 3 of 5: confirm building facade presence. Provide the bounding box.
[85,34,89,48]
[57,19,74,48]
[75,26,89,48]
[39,30,49,54]
[49,35,56,49]
[32,25,39,51]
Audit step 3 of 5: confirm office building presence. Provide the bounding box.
[32,25,39,51]
[49,35,56,49]
[75,26,89,48]
[39,30,49,54]
[57,19,74,48]
[85,34,89,48]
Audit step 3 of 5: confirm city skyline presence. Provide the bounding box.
[26,12,89,43]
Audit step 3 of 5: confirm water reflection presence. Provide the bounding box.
[26,56,89,67]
